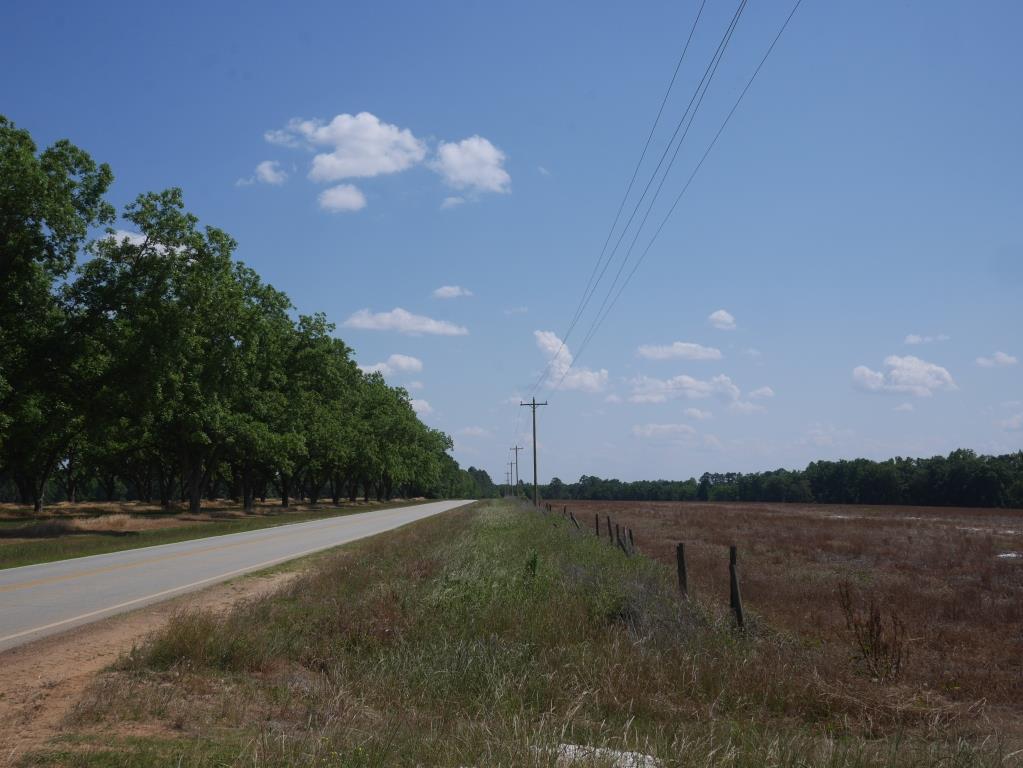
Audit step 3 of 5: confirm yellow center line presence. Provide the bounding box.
[0,509,405,594]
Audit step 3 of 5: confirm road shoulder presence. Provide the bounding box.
[0,563,306,766]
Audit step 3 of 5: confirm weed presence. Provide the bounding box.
[838,581,907,683]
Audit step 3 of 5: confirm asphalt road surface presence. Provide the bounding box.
[0,500,472,652]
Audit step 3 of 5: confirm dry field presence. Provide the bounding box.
[561,500,1023,726]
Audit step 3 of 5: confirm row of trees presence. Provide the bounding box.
[542,449,1023,508]
[0,116,493,512]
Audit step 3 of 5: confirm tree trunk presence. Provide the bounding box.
[102,473,117,501]
[280,473,291,508]
[348,478,358,503]
[242,466,254,513]
[156,462,173,508]
[14,473,34,507]
[187,457,203,515]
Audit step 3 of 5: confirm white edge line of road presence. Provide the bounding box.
[0,500,463,576]
[0,500,474,646]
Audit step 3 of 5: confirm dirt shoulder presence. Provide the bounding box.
[0,564,306,766]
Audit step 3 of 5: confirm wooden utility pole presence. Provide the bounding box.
[510,445,523,494]
[519,397,547,507]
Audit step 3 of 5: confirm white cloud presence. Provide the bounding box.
[359,353,424,377]
[343,308,468,336]
[431,135,510,194]
[742,348,762,359]
[801,423,850,447]
[730,400,765,414]
[604,394,623,404]
[894,402,915,413]
[905,333,950,345]
[684,407,712,420]
[853,355,956,397]
[256,160,287,185]
[976,351,1017,368]
[440,196,465,209]
[432,285,473,299]
[534,330,608,392]
[318,184,367,212]
[703,434,724,450]
[636,341,722,361]
[236,160,288,187]
[1001,413,1023,431]
[538,165,551,176]
[458,426,489,437]
[504,306,529,315]
[748,386,775,400]
[411,399,433,416]
[708,309,736,330]
[110,229,147,247]
[628,373,740,404]
[632,423,697,439]
[268,112,427,182]
[407,381,425,390]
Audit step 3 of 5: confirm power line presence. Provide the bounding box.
[528,0,709,394]
[567,0,749,369]
[559,0,805,384]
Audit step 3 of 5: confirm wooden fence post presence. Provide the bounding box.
[676,543,688,597]
[569,511,580,529]
[606,515,613,543]
[595,512,600,536]
[729,545,745,629]
[628,528,635,553]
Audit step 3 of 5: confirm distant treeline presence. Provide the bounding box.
[0,116,494,511]
[541,450,1023,508]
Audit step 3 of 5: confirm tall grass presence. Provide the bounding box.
[50,500,1018,767]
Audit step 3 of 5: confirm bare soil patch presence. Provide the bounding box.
[0,566,305,766]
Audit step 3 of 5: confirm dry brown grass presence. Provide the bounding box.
[38,500,1017,766]
[561,500,1023,727]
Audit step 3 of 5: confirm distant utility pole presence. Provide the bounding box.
[510,445,523,494]
[519,397,548,507]
[508,462,515,496]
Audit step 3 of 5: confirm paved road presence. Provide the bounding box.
[0,500,472,652]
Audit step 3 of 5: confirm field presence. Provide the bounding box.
[560,499,1023,724]
[0,499,426,569]
[16,499,1022,766]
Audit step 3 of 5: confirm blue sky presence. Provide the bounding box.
[4,0,1021,484]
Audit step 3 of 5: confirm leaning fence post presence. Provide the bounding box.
[595,512,600,536]
[569,511,580,529]
[628,528,635,553]
[606,515,613,543]
[729,544,745,629]
[676,543,688,597]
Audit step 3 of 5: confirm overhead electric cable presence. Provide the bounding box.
[570,0,749,365]
[534,0,747,394]
[558,0,805,386]
[528,0,708,394]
